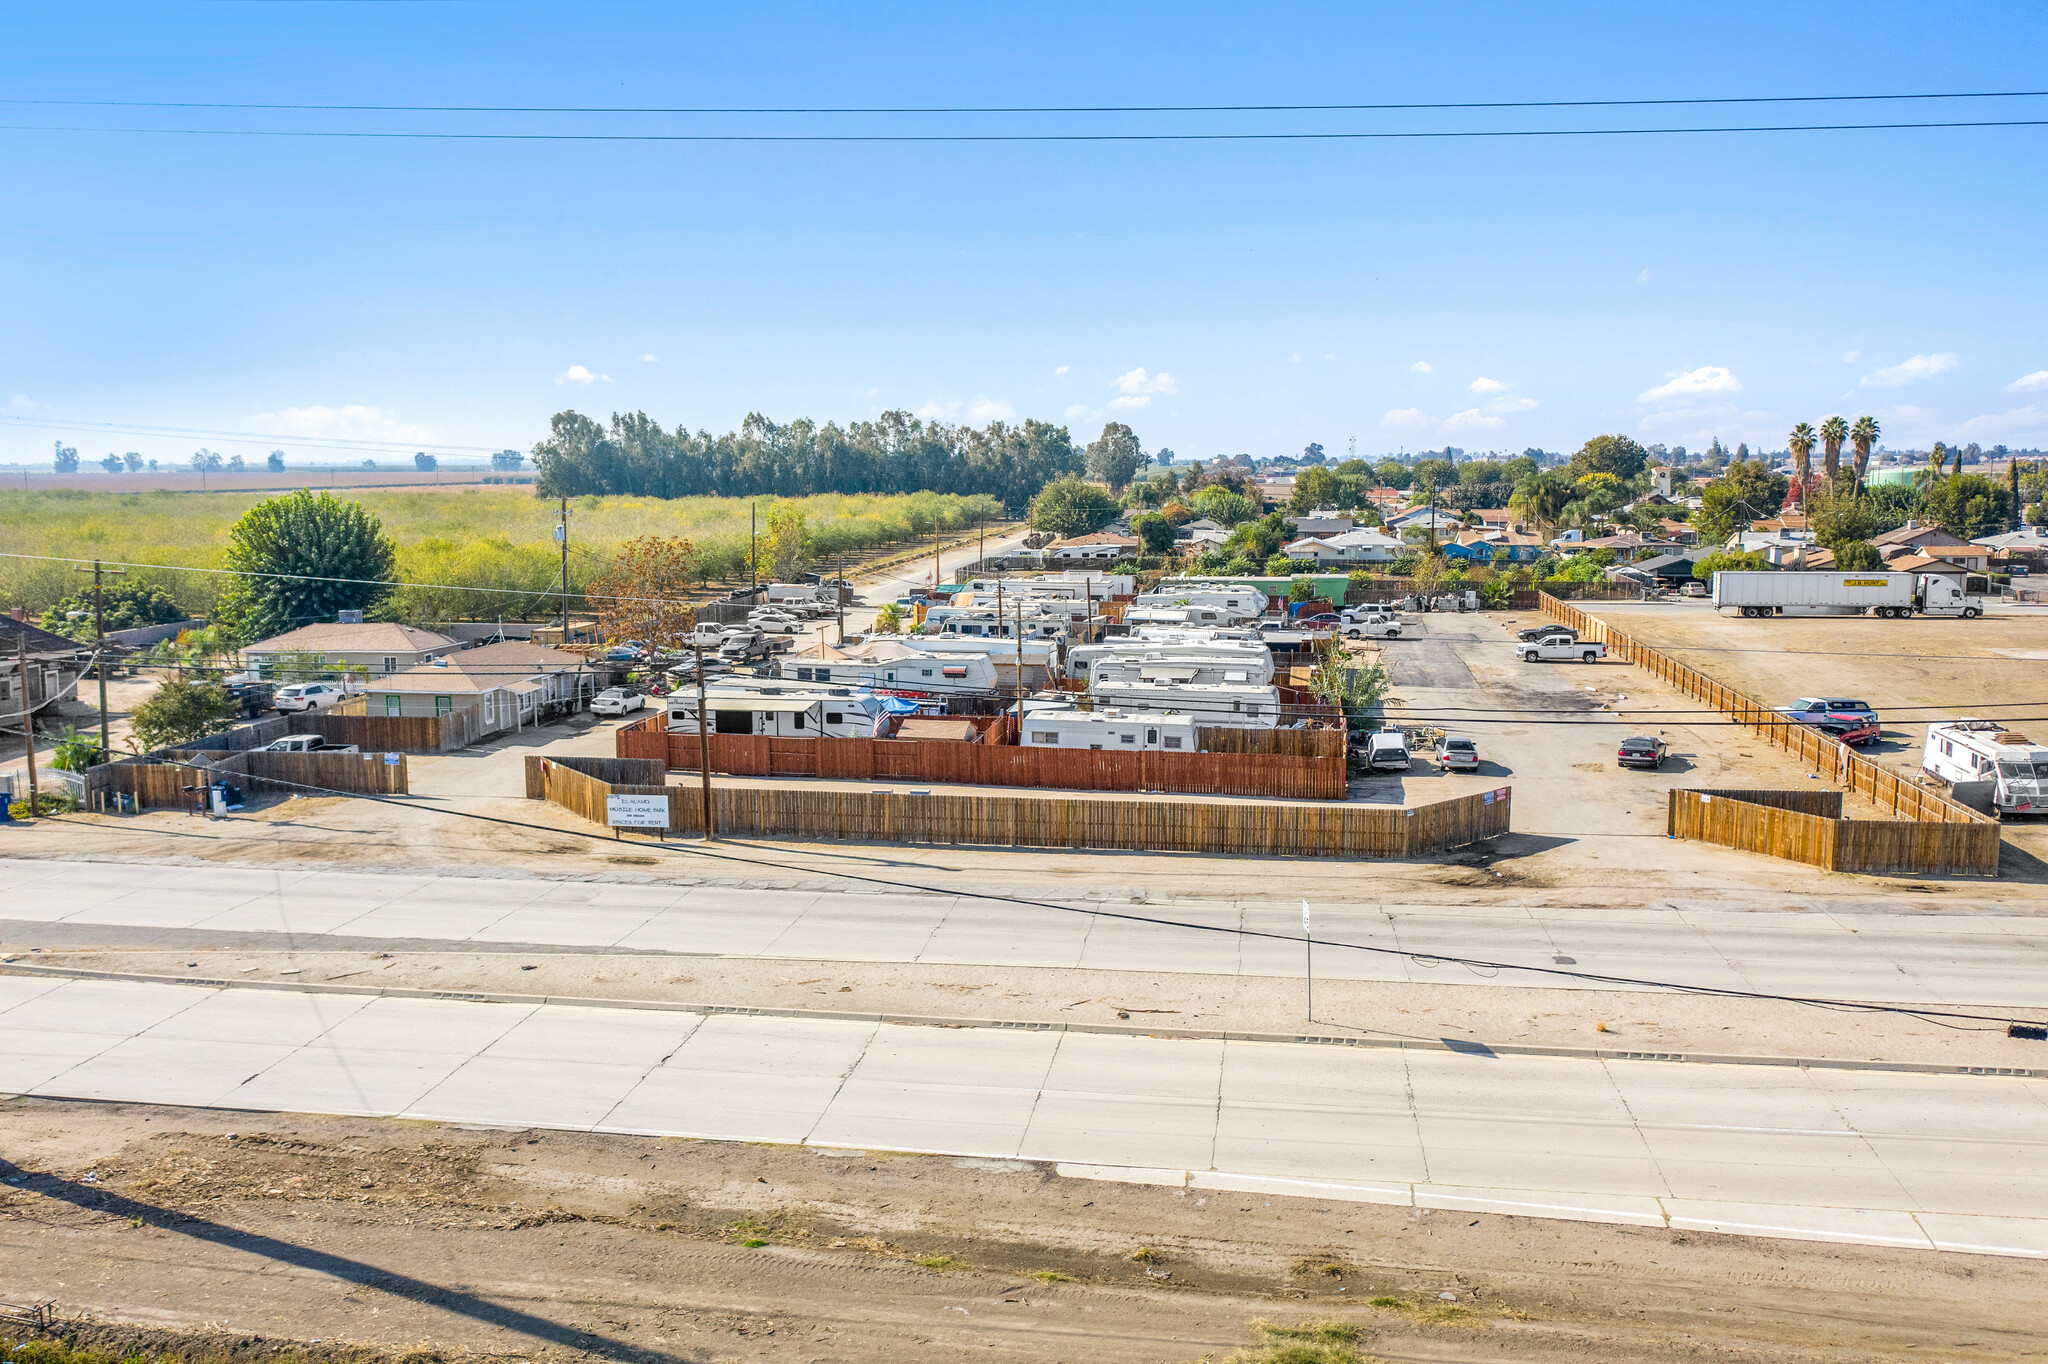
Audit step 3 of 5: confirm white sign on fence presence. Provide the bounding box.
[606,793,670,829]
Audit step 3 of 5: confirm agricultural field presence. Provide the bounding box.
[0,485,1003,623]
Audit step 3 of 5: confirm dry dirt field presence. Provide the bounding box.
[6,1099,2046,1364]
[1580,599,2048,870]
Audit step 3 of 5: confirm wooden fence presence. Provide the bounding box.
[617,718,1345,800]
[1667,789,1993,876]
[1542,593,2000,877]
[83,747,408,808]
[530,758,1511,858]
[1195,726,1348,759]
[288,710,475,753]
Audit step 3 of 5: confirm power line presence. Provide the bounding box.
[7,89,2045,116]
[4,118,2047,145]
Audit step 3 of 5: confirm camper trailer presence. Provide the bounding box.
[1064,638,1272,683]
[1923,719,2048,815]
[1085,680,1281,729]
[667,685,883,738]
[781,639,998,694]
[1019,701,1200,751]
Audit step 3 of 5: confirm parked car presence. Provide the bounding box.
[1297,613,1343,629]
[1778,696,1880,727]
[1434,734,1480,771]
[747,611,803,635]
[1680,580,1709,597]
[1814,717,1882,747]
[257,734,358,754]
[1517,623,1577,642]
[273,682,348,712]
[1515,637,1606,663]
[1342,617,1402,639]
[1616,735,1670,769]
[1363,729,1411,771]
[591,688,648,716]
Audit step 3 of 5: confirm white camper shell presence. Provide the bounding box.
[1923,719,2048,815]
[1084,680,1281,729]
[1064,639,1274,683]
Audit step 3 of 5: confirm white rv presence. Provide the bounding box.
[1923,719,2048,815]
[1085,680,1281,729]
[1089,657,1271,687]
[667,684,883,738]
[782,640,998,694]
[1019,701,1199,752]
[1065,638,1273,683]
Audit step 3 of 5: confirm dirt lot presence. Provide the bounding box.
[5,1099,2044,1364]
[1579,599,2048,869]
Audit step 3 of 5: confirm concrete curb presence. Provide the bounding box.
[4,962,2041,1079]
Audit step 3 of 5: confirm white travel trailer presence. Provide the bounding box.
[1019,701,1200,751]
[1923,719,2048,815]
[1129,591,1268,623]
[783,640,998,694]
[1089,656,1271,687]
[667,685,884,738]
[1121,605,1250,630]
[1085,680,1281,729]
[962,573,1135,599]
[1064,638,1273,683]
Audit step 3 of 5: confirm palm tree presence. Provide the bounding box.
[1849,415,1880,487]
[1818,415,1848,484]
[1788,422,1816,484]
[1508,473,1568,537]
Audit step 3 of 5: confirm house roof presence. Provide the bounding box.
[1888,552,1970,574]
[245,621,457,654]
[1052,530,1139,547]
[449,640,591,672]
[372,640,586,694]
[0,615,88,655]
[1871,523,1967,548]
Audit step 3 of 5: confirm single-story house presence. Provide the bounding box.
[1383,506,1458,534]
[1657,518,1699,545]
[1048,530,1140,562]
[1871,523,1974,559]
[1633,552,1707,584]
[363,640,595,735]
[1286,515,1356,538]
[0,615,87,730]
[1469,508,1516,530]
[243,621,458,680]
[1281,528,1406,565]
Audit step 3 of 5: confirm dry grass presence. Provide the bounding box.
[913,1254,960,1270]
[1223,1319,1376,1364]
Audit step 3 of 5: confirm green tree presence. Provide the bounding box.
[128,680,239,752]
[1288,465,1343,513]
[1921,474,2014,539]
[1027,477,1121,538]
[1806,483,1877,547]
[1818,415,1848,484]
[1691,548,1771,582]
[214,490,400,643]
[1083,422,1145,491]
[1411,458,1458,493]
[760,501,809,580]
[1831,540,1883,570]
[413,452,438,472]
[1787,423,1816,484]
[1508,472,1571,536]
[1132,513,1178,556]
[871,602,906,634]
[49,725,105,772]
[1230,511,1292,562]
[267,449,286,472]
[1372,459,1413,490]
[1189,487,1257,527]
[1694,460,1789,544]
[1567,434,1649,483]
[39,581,187,640]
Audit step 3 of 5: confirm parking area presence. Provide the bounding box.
[1363,611,1893,840]
[1577,598,2048,862]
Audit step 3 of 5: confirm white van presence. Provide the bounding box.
[1364,730,1410,771]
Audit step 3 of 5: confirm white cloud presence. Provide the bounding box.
[1409,361,1432,374]
[1468,376,1508,395]
[1636,366,1742,403]
[555,365,610,385]
[1957,402,2048,440]
[1111,367,1178,396]
[245,404,433,442]
[9,393,40,414]
[1289,352,1302,363]
[1841,350,1861,363]
[1636,268,1651,284]
[1054,365,1069,376]
[2005,369,2048,393]
[1859,352,1957,389]
[1323,353,1335,360]
[1441,408,1505,434]
[1485,396,1538,414]
[1062,404,1090,420]
[639,353,658,363]
[1107,395,1151,411]
[1379,407,1432,434]
[965,396,1014,421]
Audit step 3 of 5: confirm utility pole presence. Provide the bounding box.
[73,559,125,760]
[555,498,570,641]
[692,640,714,842]
[932,522,941,590]
[749,503,758,594]
[15,627,37,811]
[835,552,845,645]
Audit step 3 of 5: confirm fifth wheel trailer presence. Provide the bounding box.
[1711,570,1987,618]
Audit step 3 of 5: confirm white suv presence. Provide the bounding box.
[273,682,347,712]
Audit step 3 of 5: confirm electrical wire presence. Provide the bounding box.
[6,118,2048,144]
[9,88,2046,116]
[38,742,2043,1034]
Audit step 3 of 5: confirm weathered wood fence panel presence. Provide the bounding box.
[1547,593,1999,877]
[531,762,1510,858]
[289,711,475,753]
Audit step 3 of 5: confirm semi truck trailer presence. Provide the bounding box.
[1712,570,1986,619]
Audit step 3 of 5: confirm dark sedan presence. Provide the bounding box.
[1617,735,1670,769]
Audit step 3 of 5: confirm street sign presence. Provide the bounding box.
[606,793,669,829]
[1301,899,1311,934]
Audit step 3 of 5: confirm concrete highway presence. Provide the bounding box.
[7,858,2046,1007]
[4,971,2044,1258]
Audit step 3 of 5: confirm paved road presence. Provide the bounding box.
[4,972,2043,1258]
[7,859,2047,1006]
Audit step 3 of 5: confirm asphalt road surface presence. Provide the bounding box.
[4,971,2044,1259]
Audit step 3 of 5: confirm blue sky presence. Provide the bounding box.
[4,1,2046,468]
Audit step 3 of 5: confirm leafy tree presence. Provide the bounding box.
[1818,415,1848,483]
[226,453,246,472]
[1831,540,1883,570]
[267,450,286,472]
[1287,465,1343,513]
[190,448,223,471]
[1691,548,1771,582]
[1694,460,1789,544]
[1411,458,1458,493]
[1567,434,1648,483]
[761,501,808,580]
[124,452,144,472]
[1133,513,1178,555]
[1189,487,1257,527]
[1230,511,1292,562]
[1301,442,1326,464]
[1027,477,1121,538]
[99,452,123,473]
[48,725,105,772]
[491,449,526,471]
[214,490,399,642]
[1373,459,1413,490]
[1509,472,1571,535]
[871,602,906,634]
[39,582,187,639]
[1806,483,1877,547]
[1921,474,2014,539]
[414,452,438,472]
[128,680,239,752]
[1500,455,1538,484]
[587,535,703,649]
[53,442,79,473]
[1083,422,1146,491]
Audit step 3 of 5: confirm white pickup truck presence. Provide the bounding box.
[1515,636,1607,664]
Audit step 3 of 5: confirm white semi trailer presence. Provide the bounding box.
[1712,570,1986,619]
